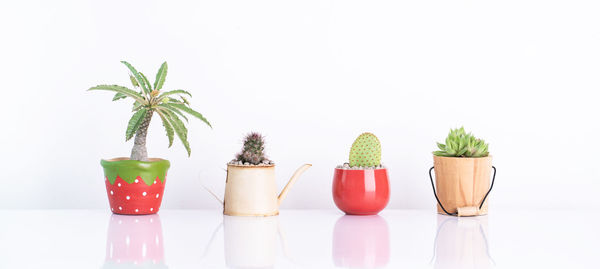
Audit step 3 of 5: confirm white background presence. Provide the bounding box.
[1,0,599,210]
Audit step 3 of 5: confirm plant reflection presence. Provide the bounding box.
[332,215,390,268]
[431,215,494,269]
[103,214,167,268]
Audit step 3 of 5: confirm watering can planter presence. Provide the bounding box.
[429,156,496,217]
[207,163,312,216]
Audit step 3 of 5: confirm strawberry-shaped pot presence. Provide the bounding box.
[101,157,170,215]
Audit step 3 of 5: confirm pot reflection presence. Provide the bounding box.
[223,215,279,269]
[103,214,167,269]
[332,215,390,268]
[432,215,493,269]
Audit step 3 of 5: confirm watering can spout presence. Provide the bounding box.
[278,164,312,206]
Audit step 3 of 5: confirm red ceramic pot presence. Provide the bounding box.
[332,168,390,215]
[101,158,170,215]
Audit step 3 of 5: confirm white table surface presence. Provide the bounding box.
[0,209,597,268]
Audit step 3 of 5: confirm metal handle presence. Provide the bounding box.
[428,166,496,216]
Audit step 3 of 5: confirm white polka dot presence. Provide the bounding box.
[150,208,153,211]
[154,180,157,184]
[110,190,114,195]
[142,192,147,196]
[156,194,159,198]
[119,206,122,210]
[135,179,139,183]
[111,208,114,211]
[126,196,130,200]
[135,209,139,212]
[118,183,121,187]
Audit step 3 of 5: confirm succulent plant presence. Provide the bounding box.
[349,133,382,167]
[434,127,489,157]
[88,61,211,161]
[235,132,269,165]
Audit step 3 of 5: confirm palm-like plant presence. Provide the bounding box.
[88,61,211,161]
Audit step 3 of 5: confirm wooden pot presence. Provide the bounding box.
[431,155,494,216]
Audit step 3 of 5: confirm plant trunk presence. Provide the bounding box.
[130,111,153,161]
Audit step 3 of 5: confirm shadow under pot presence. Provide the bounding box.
[429,155,496,217]
[101,157,170,215]
[332,168,390,215]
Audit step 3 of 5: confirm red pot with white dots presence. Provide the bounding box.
[101,157,170,215]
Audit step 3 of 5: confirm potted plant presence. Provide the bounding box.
[332,133,389,215]
[88,61,211,215]
[428,127,496,217]
[205,132,311,216]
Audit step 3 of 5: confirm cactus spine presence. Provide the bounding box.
[235,132,269,165]
[349,133,382,167]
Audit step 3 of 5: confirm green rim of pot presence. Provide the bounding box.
[100,158,170,186]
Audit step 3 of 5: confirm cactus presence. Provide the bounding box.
[349,133,382,167]
[434,127,489,157]
[235,132,269,165]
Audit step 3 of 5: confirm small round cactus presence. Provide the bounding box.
[349,132,382,167]
[235,132,269,165]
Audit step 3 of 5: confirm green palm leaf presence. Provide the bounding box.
[157,89,192,100]
[126,109,147,141]
[112,93,127,101]
[154,62,168,91]
[167,103,212,128]
[121,61,150,94]
[156,110,174,147]
[140,72,153,92]
[129,75,139,87]
[158,104,188,122]
[132,101,143,112]
[180,96,189,105]
[163,110,191,156]
[88,84,145,103]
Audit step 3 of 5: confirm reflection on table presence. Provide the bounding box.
[224,215,280,269]
[103,214,168,269]
[202,215,290,269]
[332,215,390,269]
[432,215,493,269]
